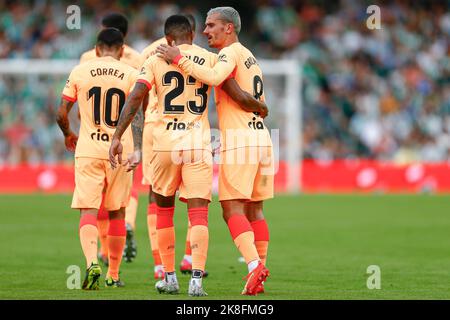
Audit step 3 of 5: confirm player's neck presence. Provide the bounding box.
[174,39,192,46]
[99,53,120,60]
[218,35,239,50]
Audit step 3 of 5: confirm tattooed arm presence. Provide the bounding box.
[56,98,78,152]
[131,104,144,151]
[109,82,149,169]
[125,99,145,172]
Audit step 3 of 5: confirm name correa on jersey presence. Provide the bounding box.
[89,68,125,79]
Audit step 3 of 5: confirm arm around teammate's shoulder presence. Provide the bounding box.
[156,44,237,87]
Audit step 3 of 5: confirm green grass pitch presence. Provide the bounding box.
[1,194,450,300]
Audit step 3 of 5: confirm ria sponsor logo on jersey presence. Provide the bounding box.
[248,117,265,130]
[166,118,201,131]
[89,68,125,80]
[91,129,111,142]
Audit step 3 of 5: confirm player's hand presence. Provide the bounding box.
[64,132,78,152]
[156,42,180,64]
[258,103,269,119]
[125,150,142,172]
[109,137,123,169]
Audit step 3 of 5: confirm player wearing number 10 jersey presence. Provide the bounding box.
[79,13,143,266]
[57,28,140,289]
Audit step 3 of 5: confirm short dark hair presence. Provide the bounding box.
[164,15,192,38]
[184,14,196,32]
[101,13,128,37]
[96,28,124,49]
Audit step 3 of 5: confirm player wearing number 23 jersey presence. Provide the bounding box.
[157,7,272,296]
[137,43,216,201]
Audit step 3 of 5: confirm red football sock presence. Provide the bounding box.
[251,219,270,265]
[97,195,109,257]
[227,214,259,265]
[156,206,175,273]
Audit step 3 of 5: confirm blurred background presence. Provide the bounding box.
[0,0,449,193]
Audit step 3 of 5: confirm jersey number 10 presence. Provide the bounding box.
[88,86,126,128]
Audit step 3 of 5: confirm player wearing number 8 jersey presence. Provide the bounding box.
[57,28,141,289]
[157,7,273,295]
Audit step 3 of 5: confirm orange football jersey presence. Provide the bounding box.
[176,42,272,150]
[62,56,138,159]
[137,44,216,152]
[140,37,167,124]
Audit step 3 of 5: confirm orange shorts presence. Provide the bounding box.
[219,146,274,202]
[141,121,154,186]
[152,149,212,201]
[71,157,133,211]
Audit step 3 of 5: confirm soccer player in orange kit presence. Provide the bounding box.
[139,14,209,280]
[80,12,143,265]
[156,7,273,295]
[57,28,143,289]
[110,14,268,296]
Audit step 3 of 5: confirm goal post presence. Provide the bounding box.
[259,59,302,193]
[0,58,302,193]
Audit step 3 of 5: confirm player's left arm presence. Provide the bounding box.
[56,98,78,152]
[221,78,269,118]
[58,69,78,152]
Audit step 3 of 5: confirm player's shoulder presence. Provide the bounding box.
[143,53,165,66]
[230,43,259,69]
[124,44,141,58]
[188,44,217,65]
[79,48,96,63]
[141,54,168,76]
[231,42,254,57]
[141,37,167,59]
[217,44,240,63]
[192,44,215,56]
[117,57,137,70]
[71,59,91,75]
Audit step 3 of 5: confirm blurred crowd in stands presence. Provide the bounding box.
[0,0,449,164]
